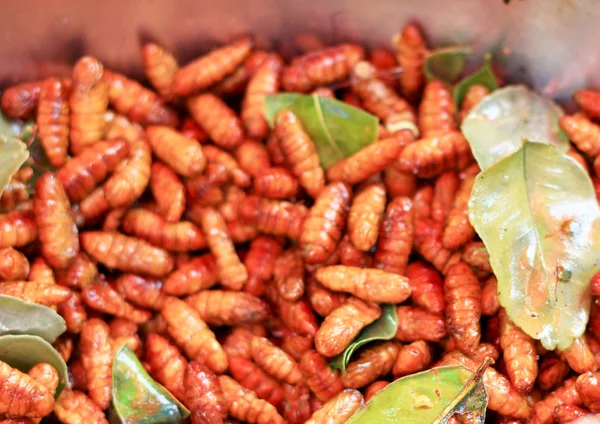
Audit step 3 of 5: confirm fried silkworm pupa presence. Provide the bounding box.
[184,362,228,423]
[242,54,283,140]
[172,36,253,96]
[0,210,37,249]
[1,81,42,119]
[82,281,152,323]
[553,404,592,424]
[222,326,265,359]
[56,139,130,203]
[187,93,244,149]
[418,80,457,138]
[57,292,87,334]
[538,354,570,391]
[121,208,207,252]
[70,56,109,155]
[145,333,187,401]
[529,377,582,424]
[234,139,272,178]
[347,182,386,252]
[0,281,72,306]
[458,84,490,123]
[338,234,372,268]
[197,207,248,290]
[444,262,482,355]
[250,336,303,385]
[253,167,300,200]
[142,42,179,101]
[274,247,305,302]
[37,77,70,167]
[266,284,319,338]
[146,126,206,177]
[315,265,411,304]
[391,23,428,101]
[306,277,348,317]
[186,290,268,326]
[80,319,112,410]
[395,306,447,342]
[240,196,308,241]
[228,355,285,409]
[54,390,108,424]
[300,182,351,264]
[281,44,365,92]
[341,341,401,389]
[161,297,228,374]
[560,112,600,157]
[34,173,79,270]
[243,235,283,297]
[219,375,285,424]
[315,297,381,357]
[0,247,29,281]
[301,349,344,402]
[102,70,179,126]
[55,252,98,289]
[149,162,186,223]
[162,254,218,296]
[560,336,599,374]
[28,257,55,285]
[403,261,444,314]
[0,360,54,418]
[81,231,173,277]
[305,389,364,424]
[442,174,476,250]
[114,274,166,311]
[364,381,389,403]
[499,308,538,393]
[326,132,411,184]
[276,109,325,198]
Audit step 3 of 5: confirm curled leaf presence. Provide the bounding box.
[469,142,600,350]
[346,359,491,424]
[112,345,190,423]
[0,334,69,397]
[0,295,66,343]
[0,136,29,196]
[424,46,473,84]
[461,85,568,170]
[330,304,397,371]
[453,54,498,107]
[264,93,379,169]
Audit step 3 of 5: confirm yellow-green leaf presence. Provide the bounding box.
[264,93,379,169]
[330,304,397,371]
[424,46,473,84]
[0,137,29,196]
[0,334,69,397]
[0,295,66,343]
[469,142,600,350]
[346,359,490,424]
[461,85,568,170]
[453,54,498,107]
[112,346,190,423]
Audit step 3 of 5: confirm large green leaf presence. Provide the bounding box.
[264,93,379,169]
[469,142,600,350]
[330,304,397,372]
[346,359,490,424]
[424,46,473,84]
[112,346,190,424]
[453,54,498,107]
[0,334,69,397]
[461,85,568,170]
[0,295,66,343]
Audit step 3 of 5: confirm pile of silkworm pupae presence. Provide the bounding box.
[1,21,600,424]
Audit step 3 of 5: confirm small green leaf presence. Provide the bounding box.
[0,334,69,397]
[424,46,473,84]
[346,359,490,424]
[264,93,379,169]
[112,346,190,424]
[0,137,29,196]
[453,54,499,107]
[461,85,569,170]
[0,295,66,343]
[330,304,397,371]
[469,142,600,350]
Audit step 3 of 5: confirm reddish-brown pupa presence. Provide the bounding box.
[347,182,386,252]
[395,306,447,342]
[306,276,348,318]
[234,139,272,178]
[404,261,445,314]
[146,126,206,177]
[418,80,457,138]
[458,84,490,123]
[145,333,187,401]
[0,247,30,281]
[301,350,343,402]
[142,42,179,101]
[305,389,364,424]
[114,274,166,311]
[69,56,109,155]
[281,44,365,92]
[82,281,152,323]
[341,341,400,389]
[37,78,70,167]
[219,375,285,424]
[442,174,476,250]
[172,36,253,96]
[57,292,87,334]
[373,196,413,276]
[266,285,319,338]
[184,362,228,423]
[186,290,268,326]
[163,254,218,296]
[254,167,300,200]
[188,93,244,149]
[54,390,108,424]
[391,23,428,101]
[228,355,285,409]
[80,318,113,410]
[274,247,305,302]
[34,173,79,270]
[393,340,433,377]
[243,236,283,296]
[276,110,325,198]
[240,196,308,241]
[1,81,42,119]
[300,182,351,264]
[103,70,179,126]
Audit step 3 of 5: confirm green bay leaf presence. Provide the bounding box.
[346,359,490,424]
[0,334,69,397]
[461,85,568,170]
[0,136,29,196]
[112,346,190,424]
[424,46,473,84]
[264,93,379,169]
[330,304,397,372]
[453,54,498,107]
[0,295,66,343]
[469,142,600,350]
